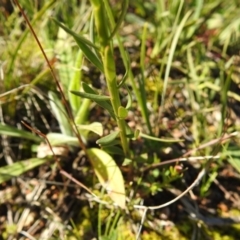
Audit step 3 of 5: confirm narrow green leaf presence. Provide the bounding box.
[52,18,99,50]
[99,139,121,147]
[140,132,183,143]
[95,100,116,119]
[52,18,104,72]
[0,123,41,142]
[69,49,83,114]
[0,158,49,184]
[102,146,124,156]
[82,82,98,94]
[71,91,110,101]
[160,10,192,118]
[96,130,120,146]
[47,133,80,146]
[74,98,91,125]
[77,122,103,136]
[56,27,74,95]
[108,0,129,40]
[82,82,115,119]
[87,148,126,208]
[224,145,240,174]
[48,91,72,136]
[227,156,240,174]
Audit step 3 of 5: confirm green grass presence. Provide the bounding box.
[1,0,240,239]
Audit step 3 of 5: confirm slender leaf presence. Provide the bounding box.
[56,27,74,95]
[227,156,240,174]
[98,139,121,147]
[102,146,124,156]
[68,50,83,114]
[82,82,98,93]
[96,130,120,146]
[108,0,129,40]
[52,18,104,72]
[82,82,115,119]
[160,10,192,118]
[0,123,41,142]
[71,91,110,101]
[48,91,73,136]
[77,122,103,136]
[140,132,183,143]
[52,18,99,50]
[0,158,49,184]
[47,133,80,146]
[74,98,91,125]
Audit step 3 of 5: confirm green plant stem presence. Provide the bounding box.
[102,45,129,156]
[102,0,153,135]
[90,0,129,156]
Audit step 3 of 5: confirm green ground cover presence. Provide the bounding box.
[1,0,240,239]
